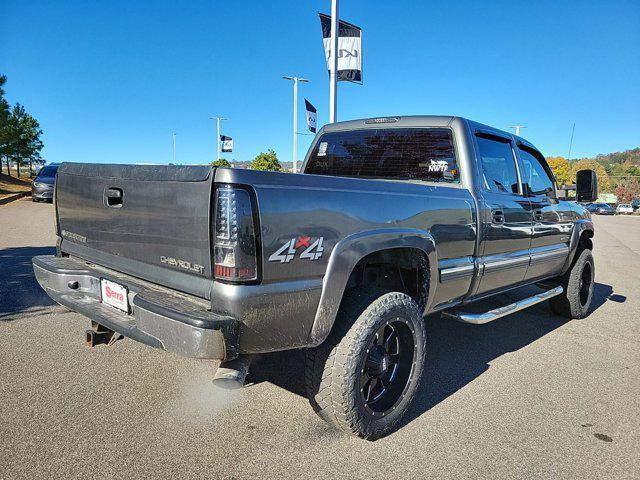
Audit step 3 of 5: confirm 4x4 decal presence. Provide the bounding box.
[269,236,324,263]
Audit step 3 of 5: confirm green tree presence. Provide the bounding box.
[5,104,44,177]
[546,156,571,186]
[609,162,640,190]
[251,149,283,172]
[570,159,611,193]
[0,74,12,175]
[211,158,231,168]
[0,76,44,177]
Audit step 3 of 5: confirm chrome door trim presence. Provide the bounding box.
[440,263,475,283]
[529,245,570,265]
[482,254,530,274]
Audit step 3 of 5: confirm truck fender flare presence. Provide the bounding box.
[560,219,594,275]
[307,228,437,347]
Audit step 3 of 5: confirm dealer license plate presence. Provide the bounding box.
[100,279,129,313]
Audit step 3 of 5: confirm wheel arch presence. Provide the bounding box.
[307,228,437,347]
[560,220,594,275]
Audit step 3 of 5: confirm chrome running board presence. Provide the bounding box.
[443,286,564,325]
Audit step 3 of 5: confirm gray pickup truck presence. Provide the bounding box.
[33,116,598,439]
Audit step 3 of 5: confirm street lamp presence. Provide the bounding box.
[282,76,309,173]
[172,132,176,164]
[509,125,526,136]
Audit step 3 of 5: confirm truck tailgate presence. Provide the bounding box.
[55,163,214,299]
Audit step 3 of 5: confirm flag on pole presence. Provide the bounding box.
[220,135,233,153]
[305,99,317,133]
[319,13,362,83]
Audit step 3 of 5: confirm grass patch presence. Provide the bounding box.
[0,173,31,198]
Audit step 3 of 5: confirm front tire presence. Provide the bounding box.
[550,248,595,319]
[305,289,426,440]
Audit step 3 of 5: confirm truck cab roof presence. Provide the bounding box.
[320,115,535,150]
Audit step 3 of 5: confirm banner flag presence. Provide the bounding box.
[305,99,317,133]
[220,135,233,153]
[319,13,362,84]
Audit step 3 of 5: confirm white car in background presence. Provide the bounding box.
[616,204,634,215]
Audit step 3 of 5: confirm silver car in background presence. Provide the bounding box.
[31,164,59,202]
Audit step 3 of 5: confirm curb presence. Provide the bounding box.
[0,191,30,206]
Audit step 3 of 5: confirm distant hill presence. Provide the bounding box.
[575,147,640,166]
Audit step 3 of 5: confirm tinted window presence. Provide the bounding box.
[305,128,459,183]
[518,147,554,195]
[476,135,519,194]
[38,165,58,177]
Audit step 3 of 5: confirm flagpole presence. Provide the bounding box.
[293,78,298,173]
[329,0,339,123]
[210,116,227,162]
[283,76,309,173]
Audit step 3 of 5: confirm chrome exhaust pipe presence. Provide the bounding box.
[213,355,253,390]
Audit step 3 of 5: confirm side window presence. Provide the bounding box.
[518,147,555,195]
[476,135,520,194]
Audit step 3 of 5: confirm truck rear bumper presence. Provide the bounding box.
[32,255,237,360]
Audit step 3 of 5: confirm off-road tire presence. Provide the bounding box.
[305,289,426,440]
[550,248,595,319]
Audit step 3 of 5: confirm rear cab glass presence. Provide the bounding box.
[305,128,460,183]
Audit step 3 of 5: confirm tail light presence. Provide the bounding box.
[213,185,258,282]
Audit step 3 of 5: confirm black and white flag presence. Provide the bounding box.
[220,135,233,153]
[319,13,362,83]
[305,99,317,133]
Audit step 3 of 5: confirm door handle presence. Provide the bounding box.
[533,209,543,222]
[491,209,505,225]
[104,187,123,208]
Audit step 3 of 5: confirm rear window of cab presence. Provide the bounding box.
[305,128,460,183]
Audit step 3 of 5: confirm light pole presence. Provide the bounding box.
[210,116,228,162]
[329,0,339,123]
[172,132,176,164]
[283,76,309,173]
[509,125,526,136]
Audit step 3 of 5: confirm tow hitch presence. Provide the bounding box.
[85,321,122,347]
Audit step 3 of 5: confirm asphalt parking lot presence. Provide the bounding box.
[1,197,638,479]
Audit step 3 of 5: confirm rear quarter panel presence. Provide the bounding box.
[214,168,476,352]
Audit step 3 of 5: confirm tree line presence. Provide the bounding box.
[0,75,45,177]
[211,149,285,172]
[547,148,640,203]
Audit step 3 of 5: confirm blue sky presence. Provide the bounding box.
[2,0,639,165]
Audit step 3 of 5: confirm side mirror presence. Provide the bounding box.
[576,169,598,202]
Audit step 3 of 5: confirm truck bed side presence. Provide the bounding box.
[212,168,476,352]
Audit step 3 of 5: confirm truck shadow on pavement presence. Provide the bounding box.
[0,246,59,321]
[248,281,619,437]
